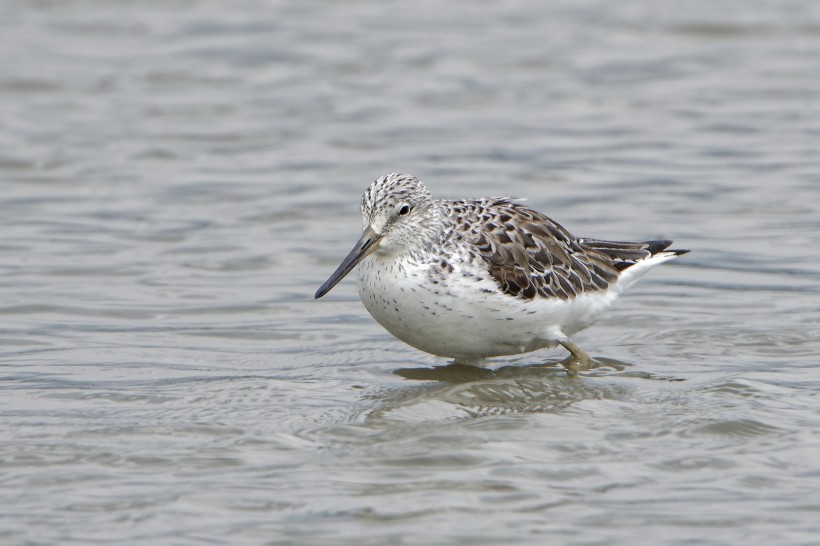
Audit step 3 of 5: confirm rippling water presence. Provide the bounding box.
[2,0,820,544]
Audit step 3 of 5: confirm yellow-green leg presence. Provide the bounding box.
[559,340,591,373]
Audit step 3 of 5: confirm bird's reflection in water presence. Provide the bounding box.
[394,356,633,383]
[363,357,658,423]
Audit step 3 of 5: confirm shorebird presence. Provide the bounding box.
[316,173,688,371]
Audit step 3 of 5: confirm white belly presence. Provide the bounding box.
[356,253,622,363]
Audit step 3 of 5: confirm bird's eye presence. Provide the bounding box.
[398,205,411,216]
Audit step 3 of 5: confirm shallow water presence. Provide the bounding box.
[2,0,820,544]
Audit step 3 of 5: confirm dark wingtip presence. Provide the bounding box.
[644,240,690,257]
[644,240,673,254]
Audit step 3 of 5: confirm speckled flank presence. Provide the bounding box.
[318,173,688,367]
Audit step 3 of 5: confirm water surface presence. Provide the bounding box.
[2,1,820,544]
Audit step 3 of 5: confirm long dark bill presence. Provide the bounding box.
[315,226,381,299]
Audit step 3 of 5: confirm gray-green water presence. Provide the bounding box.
[2,1,820,544]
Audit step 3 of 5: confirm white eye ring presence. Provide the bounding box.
[398,204,411,216]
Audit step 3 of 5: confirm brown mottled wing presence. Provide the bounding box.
[470,200,620,300]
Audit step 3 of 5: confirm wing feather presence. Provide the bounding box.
[461,200,619,300]
[446,199,686,301]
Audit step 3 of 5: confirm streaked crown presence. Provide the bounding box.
[359,173,440,251]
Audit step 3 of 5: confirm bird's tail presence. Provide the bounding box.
[579,238,689,272]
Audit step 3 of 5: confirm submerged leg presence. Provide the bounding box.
[452,356,489,368]
[558,340,591,373]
